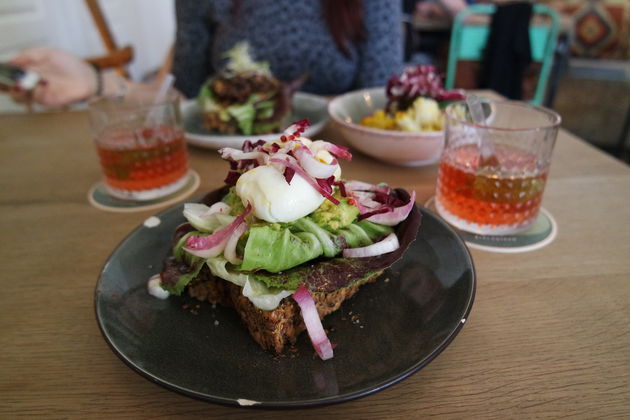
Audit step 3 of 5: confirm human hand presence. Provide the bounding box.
[6,47,98,107]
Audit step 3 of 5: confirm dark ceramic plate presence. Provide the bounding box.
[94,203,475,408]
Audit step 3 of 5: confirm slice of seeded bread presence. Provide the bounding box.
[187,266,380,354]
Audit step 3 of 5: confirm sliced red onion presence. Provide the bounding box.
[293,284,334,360]
[342,233,400,258]
[294,145,339,179]
[184,204,252,258]
[350,190,381,210]
[365,191,416,226]
[349,192,369,214]
[310,140,352,161]
[224,221,248,265]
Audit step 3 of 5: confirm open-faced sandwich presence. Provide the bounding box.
[197,42,297,136]
[150,120,421,360]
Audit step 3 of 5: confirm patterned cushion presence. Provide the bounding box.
[544,0,630,59]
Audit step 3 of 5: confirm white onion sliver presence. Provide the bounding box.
[292,284,334,360]
[294,146,338,179]
[201,202,230,217]
[224,222,247,265]
[345,180,391,194]
[219,148,268,165]
[350,190,381,213]
[342,233,400,258]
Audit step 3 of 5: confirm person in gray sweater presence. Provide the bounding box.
[172,0,404,97]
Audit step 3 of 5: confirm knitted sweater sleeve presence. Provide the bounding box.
[355,0,404,89]
[172,0,214,98]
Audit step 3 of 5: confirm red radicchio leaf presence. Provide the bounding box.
[284,167,296,184]
[271,157,340,205]
[316,176,335,195]
[224,170,241,185]
[286,118,310,137]
[357,206,391,221]
[333,180,347,197]
[385,65,465,112]
[373,191,405,207]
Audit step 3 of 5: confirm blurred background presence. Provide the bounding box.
[0,0,175,111]
[0,0,628,162]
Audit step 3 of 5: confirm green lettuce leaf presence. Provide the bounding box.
[254,99,275,120]
[252,121,281,134]
[292,217,338,257]
[227,102,256,135]
[160,257,205,295]
[240,225,322,273]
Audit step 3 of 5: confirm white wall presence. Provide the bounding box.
[0,0,175,111]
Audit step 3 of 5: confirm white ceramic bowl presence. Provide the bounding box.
[328,87,445,166]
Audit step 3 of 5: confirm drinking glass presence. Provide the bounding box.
[88,87,189,201]
[435,100,561,235]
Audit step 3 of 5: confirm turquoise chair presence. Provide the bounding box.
[445,3,560,105]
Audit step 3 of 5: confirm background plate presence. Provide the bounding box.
[182,92,329,149]
[95,203,475,407]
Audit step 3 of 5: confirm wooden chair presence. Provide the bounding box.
[83,0,134,78]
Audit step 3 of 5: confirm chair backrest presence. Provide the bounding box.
[84,0,133,78]
[445,3,560,105]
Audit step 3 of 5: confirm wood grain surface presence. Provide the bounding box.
[1,103,628,419]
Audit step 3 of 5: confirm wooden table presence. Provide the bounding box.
[1,106,629,418]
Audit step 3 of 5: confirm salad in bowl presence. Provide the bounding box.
[328,66,465,166]
[360,65,465,133]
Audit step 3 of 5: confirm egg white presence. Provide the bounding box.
[235,165,325,223]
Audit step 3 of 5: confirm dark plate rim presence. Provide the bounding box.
[94,202,476,408]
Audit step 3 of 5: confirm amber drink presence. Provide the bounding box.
[89,88,189,200]
[436,101,560,235]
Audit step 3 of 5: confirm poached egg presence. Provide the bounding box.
[236,165,325,223]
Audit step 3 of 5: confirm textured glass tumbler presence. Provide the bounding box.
[435,100,561,235]
[89,88,189,201]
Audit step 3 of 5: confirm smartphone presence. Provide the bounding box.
[0,63,40,90]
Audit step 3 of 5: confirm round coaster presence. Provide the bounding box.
[88,170,200,213]
[424,196,557,253]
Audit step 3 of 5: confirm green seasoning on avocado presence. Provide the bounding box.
[309,195,359,231]
[221,187,246,216]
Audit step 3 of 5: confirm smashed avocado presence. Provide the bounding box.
[221,187,246,216]
[309,194,359,230]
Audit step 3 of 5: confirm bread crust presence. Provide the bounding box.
[187,267,381,354]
